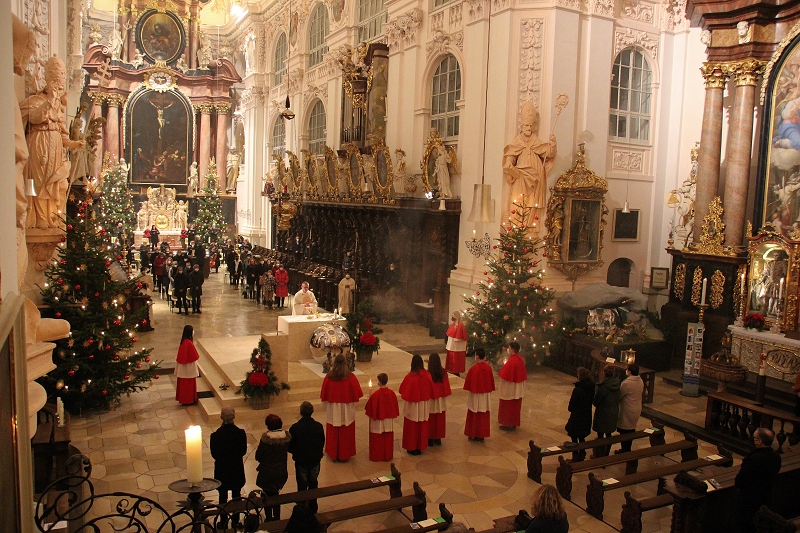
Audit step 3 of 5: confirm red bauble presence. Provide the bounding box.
[105,345,111,350]
[60,237,66,243]
[87,339,94,345]
[67,224,73,231]
[102,389,108,396]
[132,337,137,342]
[60,260,67,265]
[57,278,64,284]
[511,210,516,214]
[75,284,81,290]
[117,255,122,260]
[493,245,497,249]
[94,292,100,297]
[136,364,142,369]
[154,374,160,379]
[55,312,61,318]
[483,272,488,275]
[141,319,147,325]
[506,302,511,306]
[145,357,150,363]
[89,355,94,360]
[100,229,106,235]
[113,320,121,326]
[524,296,528,300]
[542,252,548,257]
[113,355,119,361]
[68,370,75,376]
[137,283,143,288]
[124,375,130,380]
[105,261,111,267]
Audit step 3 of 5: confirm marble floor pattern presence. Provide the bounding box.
[64,271,768,532]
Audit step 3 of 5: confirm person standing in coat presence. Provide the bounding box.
[445,311,468,375]
[365,373,399,461]
[274,264,289,308]
[617,364,644,452]
[399,355,435,455]
[255,414,292,521]
[149,225,160,246]
[565,367,594,460]
[592,366,620,455]
[188,262,204,313]
[172,265,189,314]
[463,349,496,441]
[498,341,527,430]
[427,353,451,446]
[175,325,199,405]
[210,407,248,507]
[287,402,325,513]
[320,354,363,461]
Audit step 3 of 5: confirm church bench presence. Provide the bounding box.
[526,423,665,482]
[754,506,800,533]
[257,482,428,532]
[620,490,675,533]
[471,511,532,533]
[585,452,733,520]
[371,503,452,533]
[555,435,698,500]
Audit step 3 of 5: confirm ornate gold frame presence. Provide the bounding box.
[286,151,303,198]
[322,146,339,197]
[420,129,446,193]
[301,149,320,198]
[370,138,394,200]
[272,154,287,193]
[686,197,736,257]
[746,226,800,332]
[343,143,364,200]
[544,145,608,281]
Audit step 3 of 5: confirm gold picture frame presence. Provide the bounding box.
[323,146,339,197]
[343,142,364,200]
[371,137,394,200]
[420,129,446,194]
[301,149,320,197]
[286,151,303,197]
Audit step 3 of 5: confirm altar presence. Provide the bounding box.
[277,314,347,361]
[729,325,800,383]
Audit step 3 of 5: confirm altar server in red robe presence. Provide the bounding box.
[320,354,363,461]
[427,353,452,446]
[175,325,200,405]
[399,354,435,455]
[498,341,527,430]
[445,311,468,375]
[365,373,400,461]
[463,348,495,441]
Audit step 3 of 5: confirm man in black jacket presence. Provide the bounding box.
[735,427,782,532]
[188,263,204,313]
[210,407,248,523]
[172,265,189,314]
[287,401,325,513]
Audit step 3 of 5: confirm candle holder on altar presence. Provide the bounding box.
[697,303,709,324]
[622,348,636,364]
[168,478,221,522]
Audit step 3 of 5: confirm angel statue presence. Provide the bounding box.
[394,149,406,196]
[187,162,198,198]
[435,145,452,198]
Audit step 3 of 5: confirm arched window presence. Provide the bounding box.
[430,54,461,141]
[308,100,326,155]
[308,4,329,68]
[272,118,286,158]
[274,32,288,85]
[609,48,652,142]
[358,0,387,42]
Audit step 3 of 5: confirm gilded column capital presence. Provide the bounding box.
[214,102,231,114]
[728,58,766,86]
[194,103,215,114]
[88,91,104,104]
[106,94,125,107]
[700,62,730,89]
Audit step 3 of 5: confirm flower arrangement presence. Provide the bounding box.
[345,300,383,360]
[742,313,766,331]
[237,338,290,400]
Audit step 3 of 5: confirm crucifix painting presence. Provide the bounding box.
[127,88,192,185]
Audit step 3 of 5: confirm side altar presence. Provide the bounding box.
[133,185,187,247]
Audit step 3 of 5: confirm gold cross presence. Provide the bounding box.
[93,58,113,88]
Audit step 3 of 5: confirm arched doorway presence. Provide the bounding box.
[607,258,634,288]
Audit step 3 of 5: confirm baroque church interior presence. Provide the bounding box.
[3,0,800,530]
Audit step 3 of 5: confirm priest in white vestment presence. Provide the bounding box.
[292,282,318,315]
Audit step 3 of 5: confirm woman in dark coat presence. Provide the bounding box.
[592,366,621,454]
[255,414,292,521]
[565,367,594,459]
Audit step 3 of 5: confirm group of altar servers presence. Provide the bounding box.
[318,336,528,461]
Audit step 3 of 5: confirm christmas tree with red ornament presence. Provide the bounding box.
[462,200,556,366]
[37,195,160,413]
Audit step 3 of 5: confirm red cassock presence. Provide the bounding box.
[429,372,452,440]
[320,373,363,461]
[175,339,200,405]
[399,371,434,451]
[463,361,495,438]
[274,269,289,298]
[497,353,527,427]
[445,322,468,373]
[365,387,400,461]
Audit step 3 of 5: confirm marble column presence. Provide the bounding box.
[724,58,765,248]
[197,104,213,188]
[693,63,729,244]
[215,103,230,191]
[104,95,122,162]
[90,93,105,178]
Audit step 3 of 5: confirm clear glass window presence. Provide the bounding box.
[308,100,326,155]
[609,48,652,142]
[358,0,387,42]
[274,33,287,85]
[308,4,329,68]
[430,54,461,142]
[272,118,286,158]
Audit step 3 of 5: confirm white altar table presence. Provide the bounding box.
[277,314,347,361]
[729,325,800,383]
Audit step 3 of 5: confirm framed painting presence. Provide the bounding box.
[612,208,640,241]
[566,198,602,262]
[135,9,186,64]
[127,88,193,185]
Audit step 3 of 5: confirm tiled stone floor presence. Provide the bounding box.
[65,271,769,532]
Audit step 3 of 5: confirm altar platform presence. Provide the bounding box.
[134,229,184,248]
[194,331,419,422]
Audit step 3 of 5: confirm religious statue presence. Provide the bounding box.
[198,31,213,69]
[503,101,557,230]
[130,48,146,69]
[137,201,149,231]
[394,149,406,197]
[176,55,189,73]
[107,23,124,61]
[187,162,198,198]
[175,200,188,229]
[435,145,452,198]
[244,33,256,75]
[68,102,91,185]
[89,22,103,46]
[227,150,241,192]
[362,155,376,195]
[21,55,85,229]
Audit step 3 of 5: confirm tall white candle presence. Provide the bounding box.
[472,229,476,238]
[740,273,746,299]
[779,278,785,301]
[56,397,65,426]
[185,426,203,484]
[701,278,707,305]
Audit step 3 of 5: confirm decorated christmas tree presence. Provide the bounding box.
[37,195,160,412]
[194,158,225,243]
[237,337,290,402]
[462,201,557,366]
[98,157,137,239]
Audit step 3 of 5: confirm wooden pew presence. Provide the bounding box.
[259,481,428,532]
[527,423,665,482]
[555,435,698,500]
[620,490,674,533]
[585,451,733,520]
[471,511,532,533]
[369,503,452,533]
[754,505,800,533]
